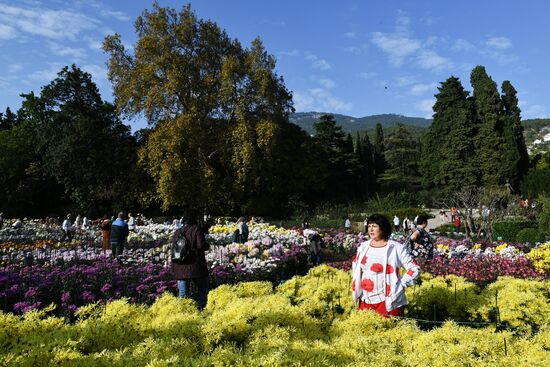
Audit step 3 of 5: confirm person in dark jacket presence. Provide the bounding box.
[171,210,210,310]
[110,212,129,257]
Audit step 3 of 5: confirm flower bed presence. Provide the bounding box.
[1,266,548,366]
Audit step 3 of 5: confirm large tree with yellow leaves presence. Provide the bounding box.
[103,3,310,215]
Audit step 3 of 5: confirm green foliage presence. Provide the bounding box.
[536,195,550,234]
[380,124,421,192]
[521,168,550,197]
[493,218,537,241]
[420,76,478,192]
[515,228,543,243]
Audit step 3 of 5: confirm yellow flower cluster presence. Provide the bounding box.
[436,244,449,251]
[526,243,550,274]
[472,243,482,250]
[1,267,548,366]
[495,243,509,255]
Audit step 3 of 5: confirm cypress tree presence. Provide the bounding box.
[501,80,529,189]
[373,123,386,178]
[362,133,375,195]
[382,124,421,190]
[470,66,505,185]
[431,76,478,191]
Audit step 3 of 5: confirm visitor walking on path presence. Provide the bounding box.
[351,214,420,317]
[61,214,73,241]
[407,215,434,261]
[171,210,210,310]
[100,215,111,253]
[110,212,129,257]
[393,215,400,232]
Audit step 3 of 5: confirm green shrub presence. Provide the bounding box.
[515,228,543,243]
[433,223,456,233]
[536,195,550,234]
[493,218,537,241]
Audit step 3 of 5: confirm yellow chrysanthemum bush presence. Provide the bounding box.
[474,276,550,334]
[1,268,549,366]
[276,265,354,321]
[405,273,484,322]
[526,242,550,274]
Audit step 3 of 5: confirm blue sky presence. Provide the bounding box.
[1,0,548,131]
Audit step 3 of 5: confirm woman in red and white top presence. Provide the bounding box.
[351,213,420,317]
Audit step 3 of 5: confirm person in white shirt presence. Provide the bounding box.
[344,217,352,230]
[82,216,89,230]
[352,214,420,317]
[393,215,400,232]
[127,212,136,231]
[61,214,73,241]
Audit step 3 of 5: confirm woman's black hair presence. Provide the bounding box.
[366,213,392,240]
[416,215,428,225]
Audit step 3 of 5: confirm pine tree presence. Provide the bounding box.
[470,66,505,185]
[501,80,529,189]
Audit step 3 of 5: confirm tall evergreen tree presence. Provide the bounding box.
[0,107,17,131]
[501,80,529,188]
[421,76,478,192]
[470,65,505,185]
[382,124,421,191]
[361,133,375,195]
[373,123,386,179]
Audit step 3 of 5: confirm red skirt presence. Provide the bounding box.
[358,300,404,317]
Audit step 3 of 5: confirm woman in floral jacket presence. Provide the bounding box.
[351,213,420,317]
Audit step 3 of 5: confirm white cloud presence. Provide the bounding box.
[81,64,108,82]
[359,72,377,80]
[293,91,314,111]
[416,50,453,71]
[86,37,103,51]
[344,46,361,54]
[452,38,475,52]
[480,37,517,65]
[486,37,512,50]
[0,4,101,41]
[317,78,335,89]
[294,88,352,113]
[371,12,453,73]
[0,24,17,40]
[344,31,356,39]
[521,102,547,119]
[312,59,331,70]
[371,32,421,66]
[410,83,437,96]
[279,49,300,57]
[415,98,435,118]
[7,64,23,73]
[306,54,331,70]
[100,10,130,22]
[395,75,416,87]
[309,88,352,112]
[26,63,64,83]
[48,42,86,59]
